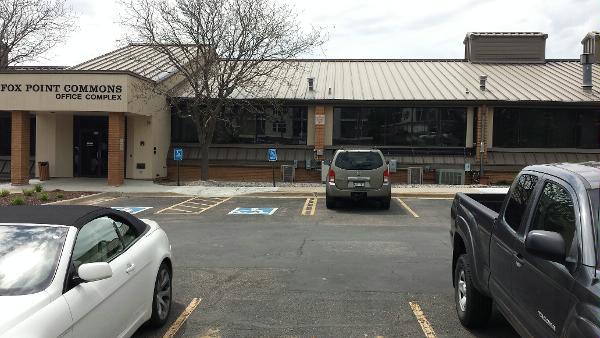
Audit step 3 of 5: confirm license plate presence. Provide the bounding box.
[353,182,365,188]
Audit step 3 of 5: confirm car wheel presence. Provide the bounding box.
[149,262,172,327]
[326,194,336,209]
[454,254,492,328]
[380,197,391,210]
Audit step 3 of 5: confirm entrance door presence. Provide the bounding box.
[74,117,108,177]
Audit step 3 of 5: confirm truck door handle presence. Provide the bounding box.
[126,263,136,274]
[515,254,524,268]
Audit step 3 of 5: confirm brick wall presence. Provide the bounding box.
[167,165,321,182]
[314,106,325,160]
[108,112,125,186]
[475,106,488,163]
[10,111,30,185]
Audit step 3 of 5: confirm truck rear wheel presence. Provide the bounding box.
[454,254,492,328]
[326,194,336,209]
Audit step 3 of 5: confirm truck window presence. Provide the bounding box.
[504,174,538,231]
[529,181,577,262]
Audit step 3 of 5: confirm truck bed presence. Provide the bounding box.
[462,193,505,214]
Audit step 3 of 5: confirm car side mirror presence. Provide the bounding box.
[525,230,566,263]
[78,262,113,282]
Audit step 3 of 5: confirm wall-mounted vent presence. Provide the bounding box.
[582,32,600,64]
[437,169,465,185]
[407,167,423,185]
[464,32,547,64]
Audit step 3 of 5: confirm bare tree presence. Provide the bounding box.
[121,0,325,180]
[0,0,76,68]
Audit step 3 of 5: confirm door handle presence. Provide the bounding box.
[126,263,136,274]
[515,253,524,268]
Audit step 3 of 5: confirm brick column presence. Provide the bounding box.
[475,106,488,163]
[108,112,125,186]
[314,106,325,160]
[11,111,31,185]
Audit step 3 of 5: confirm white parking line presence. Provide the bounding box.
[396,198,420,218]
[163,298,202,338]
[409,301,437,338]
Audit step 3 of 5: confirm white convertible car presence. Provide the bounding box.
[0,206,173,338]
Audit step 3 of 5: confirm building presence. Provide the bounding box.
[1,32,599,186]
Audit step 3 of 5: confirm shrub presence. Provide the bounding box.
[0,189,9,197]
[39,192,49,202]
[56,192,64,199]
[22,189,34,197]
[34,184,43,193]
[10,197,25,206]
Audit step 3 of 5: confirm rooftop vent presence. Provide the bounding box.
[307,77,315,91]
[582,32,600,64]
[464,32,548,64]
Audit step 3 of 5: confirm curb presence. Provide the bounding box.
[44,191,106,205]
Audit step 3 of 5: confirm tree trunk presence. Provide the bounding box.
[200,142,209,181]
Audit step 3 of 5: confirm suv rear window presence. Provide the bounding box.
[335,152,383,170]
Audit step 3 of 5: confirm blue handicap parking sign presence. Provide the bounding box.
[112,207,153,215]
[268,148,277,162]
[228,207,278,215]
[174,148,184,161]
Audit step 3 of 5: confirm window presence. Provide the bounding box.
[114,220,137,248]
[171,106,308,145]
[530,181,578,262]
[332,107,466,147]
[72,217,124,265]
[493,107,600,148]
[335,151,384,170]
[504,174,539,231]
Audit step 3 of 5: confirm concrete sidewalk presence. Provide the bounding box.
[0,178,509,198]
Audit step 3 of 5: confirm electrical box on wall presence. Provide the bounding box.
[136,163,146,170]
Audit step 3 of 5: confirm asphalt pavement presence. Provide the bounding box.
[72,194,519,338]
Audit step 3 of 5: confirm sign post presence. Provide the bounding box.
[174,148,184,186]
[268,148,277,187]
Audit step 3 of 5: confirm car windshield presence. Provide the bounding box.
[0,225,69,296]
[335,151,383,170]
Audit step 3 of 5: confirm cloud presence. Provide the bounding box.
[30,0,600,65]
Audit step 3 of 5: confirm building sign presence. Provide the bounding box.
[315,114,325,125]
[0,83,123,101]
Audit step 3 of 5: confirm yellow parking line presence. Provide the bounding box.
[196,197,231,215]
[396,198,420,218]
[156,197,198,214]
[163,298,202,338]
[301,197,317,215]
[409,301,437,338]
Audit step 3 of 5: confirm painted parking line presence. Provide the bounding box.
[156,197,231,215]
[409,301,437,338]
[81,196,119,205]
[301,197,318,216]
[162,298,202,338]
[228,207,278,215]
[396,198,420,218]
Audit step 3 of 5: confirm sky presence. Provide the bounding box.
[38,0,600,66]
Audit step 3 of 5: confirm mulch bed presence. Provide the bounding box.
[0,190,94,207]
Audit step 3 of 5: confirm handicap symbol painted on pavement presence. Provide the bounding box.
[228,207,278,215]
[112,207,153,215]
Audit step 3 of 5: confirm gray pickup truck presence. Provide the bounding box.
[450,163,600,337]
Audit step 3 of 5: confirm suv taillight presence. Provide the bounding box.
[383,168,390,184]
[328,169,335,183]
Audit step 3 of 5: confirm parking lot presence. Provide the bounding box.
[74,193,519,338]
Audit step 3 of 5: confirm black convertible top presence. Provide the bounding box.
[0,205,149,235]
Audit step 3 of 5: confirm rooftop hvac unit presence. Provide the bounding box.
[437,169,465,185]
[407,167,423,185]
[281,165,295,182]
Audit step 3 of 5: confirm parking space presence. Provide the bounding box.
[62,193,516,337]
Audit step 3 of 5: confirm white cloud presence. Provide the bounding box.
[35,0,600,66]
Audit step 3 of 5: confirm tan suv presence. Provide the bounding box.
[326,149,392,209]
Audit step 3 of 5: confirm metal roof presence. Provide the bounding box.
[465,32,548,40]
[70,44,189,81]
[72,44,600,103]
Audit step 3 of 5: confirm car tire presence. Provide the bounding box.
[326,194,336,209]
[149,261,172,328]
[454,254,492,328]
[380,197,391,210]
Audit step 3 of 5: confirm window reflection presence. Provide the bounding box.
[332,107,466,146]
[0,225,68,296]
